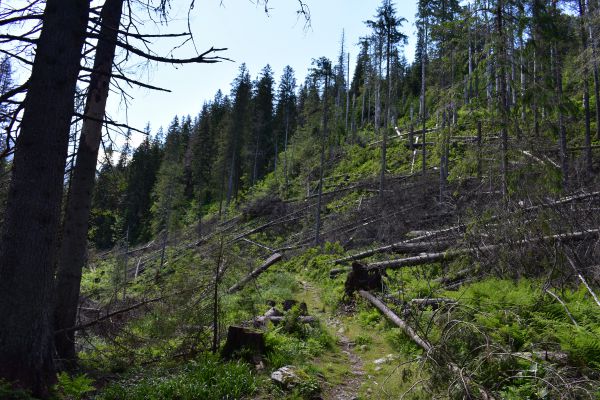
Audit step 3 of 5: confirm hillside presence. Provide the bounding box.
[54,121,600,400]
[2,0,600,399]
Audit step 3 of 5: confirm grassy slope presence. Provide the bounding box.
[57,123,600,400]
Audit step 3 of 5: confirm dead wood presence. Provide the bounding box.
[253,316,316,325]
[231,204,315,242]
[227,253,283,294]
[544,289,578,326]
[221,326,265,362]
[344,262,384,296]
[55,295,165,334]
[359,290,497,400]
[408,298,458,307]
[330,229,600,277]
[332,239,455,264]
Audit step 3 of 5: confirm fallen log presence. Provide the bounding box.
[358,290,496,400]
[402,190,600,244]
[330,248,469,277]
[330,229,600,277]
[408,297,458,307]
[227,253,283,294]
[253,316,317,325]
[332,239,455,265]
[359,290,431,351]
[230,204,315,243]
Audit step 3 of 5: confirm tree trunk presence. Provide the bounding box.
[553,46,569,190]
[315,75,329,247]
[54,0,124,363]
[496,0,509,198]
[589,0,600,140]
[227,253,283,294]
[578,0,593,173]
[0,0,89,396]
[380,32,392,203]
[421,23,428,177]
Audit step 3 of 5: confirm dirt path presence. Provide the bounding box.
[323,316,365,400]
[300,281,365,400]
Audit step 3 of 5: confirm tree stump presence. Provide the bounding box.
[221,326,265,363]
[344,261,384,297]
[282,300,308,315]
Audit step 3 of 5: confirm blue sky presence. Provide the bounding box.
[108,0,418,143]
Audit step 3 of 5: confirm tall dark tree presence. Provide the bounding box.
[368,0,407,200]
[311,57,333,246]
[123,134,163,244]
[225,64,252,204]
[275,65,298,193]
[0,0,90,396]
[251,65,275,183]
[54,0,124,363]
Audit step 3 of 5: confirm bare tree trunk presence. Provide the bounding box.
[421,24,428,177]
[0,0,89,396]
[496,0,509,198]
[533,51,540,137]
[477,121,483,179]
[380,33,392,203]
[315,75,329,247]
[579,0,593,173]
[345,52,350,133]
[54,0,124,363]
[283,110,290,195]
[552,45,569,190]
[590,0,600,140]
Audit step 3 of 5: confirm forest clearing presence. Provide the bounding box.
[1,0,600,399]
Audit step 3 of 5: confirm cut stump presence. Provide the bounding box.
[221,326,265,363]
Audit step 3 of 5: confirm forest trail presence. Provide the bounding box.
[300,281,365,400]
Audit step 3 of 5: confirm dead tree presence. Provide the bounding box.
[0,0,90,395]
[227,253,283,294]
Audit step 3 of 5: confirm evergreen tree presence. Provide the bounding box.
[123,134,163,244]
[275,65,298,192]
[250,65,275,183]
[225,64,252,203]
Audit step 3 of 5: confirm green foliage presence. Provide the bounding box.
[385,328,421,355]
[264,324,333,370]
[0,380,35,400]
[96,355,257,400]
[53,372,95,400]
[445,279,600,369]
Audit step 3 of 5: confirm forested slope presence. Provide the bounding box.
[2,0,600,399]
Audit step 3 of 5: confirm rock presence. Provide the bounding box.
[337,327,346,334]
[264,307,283,318]
[373,354,397,365]
[271,366,302,389]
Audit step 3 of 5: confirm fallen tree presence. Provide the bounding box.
[330,229,600,277]
[358,290,497,400]
[332,239,455,265]
[227,253,283,294]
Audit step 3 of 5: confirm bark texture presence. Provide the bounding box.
[54,0,124,363]
[0,0,89,396]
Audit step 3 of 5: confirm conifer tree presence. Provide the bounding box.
[225,64,252,203]
[275,66,298,193]
[251,65,275,182]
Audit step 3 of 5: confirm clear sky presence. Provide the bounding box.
[108,0,418,143]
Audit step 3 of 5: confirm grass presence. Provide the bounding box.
[95,355,257,400]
